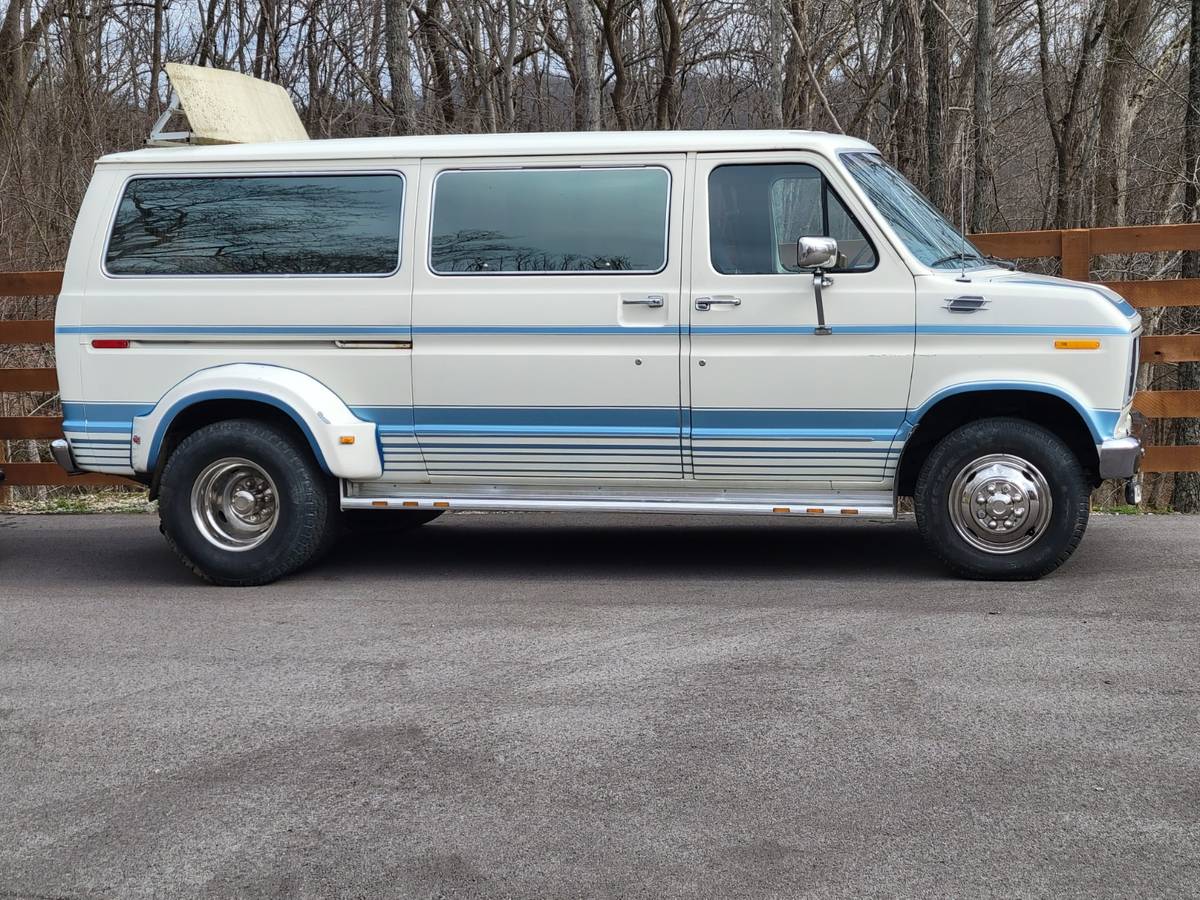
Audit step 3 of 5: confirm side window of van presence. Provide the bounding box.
[430,167,670,274]
[105,174,404,276]
[708,164,876,275]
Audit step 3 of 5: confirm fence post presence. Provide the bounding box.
[1061,228,1092,281]
[0,439,9,508]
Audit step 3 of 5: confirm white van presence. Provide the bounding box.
[52,130,1143,585]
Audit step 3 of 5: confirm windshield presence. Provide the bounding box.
[840,151,985,269]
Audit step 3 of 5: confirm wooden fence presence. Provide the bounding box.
[0,270,133,494]
[2,224,1199,495]
[972,224,1200,474]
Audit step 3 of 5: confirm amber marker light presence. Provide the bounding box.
[338,435,356,445]
[1054,339,1101,350]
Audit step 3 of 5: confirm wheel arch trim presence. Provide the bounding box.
[134,364,382,480]
[906,381,1118,443]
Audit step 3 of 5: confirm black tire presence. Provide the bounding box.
[914,417,1090,580]
[158,418,338,586]
[341,509,444,533]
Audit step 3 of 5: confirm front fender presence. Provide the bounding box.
[132,364,383,480]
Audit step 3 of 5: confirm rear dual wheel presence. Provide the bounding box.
[914,418,1090,580]
[158,419,340,586]
[159,419,445,585]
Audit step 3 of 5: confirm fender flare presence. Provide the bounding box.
[132,364,383,480]
[906,380,1117,443]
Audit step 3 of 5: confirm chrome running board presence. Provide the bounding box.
[341,482,895,519]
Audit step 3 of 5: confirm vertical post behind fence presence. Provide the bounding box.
[0,439,9,507]
[1061,229,1092,281]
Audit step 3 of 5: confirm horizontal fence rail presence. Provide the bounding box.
[1,269,133,493]
[3,224,1200,493]
[973,225,1200,475]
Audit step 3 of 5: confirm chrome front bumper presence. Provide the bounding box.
[50,438,82,475]
[1097,436,1144,480]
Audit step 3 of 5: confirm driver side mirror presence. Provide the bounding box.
[796,236,839,270]
[795,236,839,336]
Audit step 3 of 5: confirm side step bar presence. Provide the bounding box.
[341,484,895,519]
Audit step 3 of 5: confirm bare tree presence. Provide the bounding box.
[565,0,601,129]
[384,0,416,132]
[597,0,632,129]
[1094,0,1153,226]
[923,0,948,207]
[1037,0,1107,229]
[1176,0,1200,513]
[654,0,682,129]
[970,0,993,230]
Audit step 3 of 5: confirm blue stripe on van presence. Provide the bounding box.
[691,408,907,430]
[350,406,415,427]
[360,406,906,434]
[690,324,1128,336]
[412,325,676,335]
[57,323,1131,338]
[412,324,1126,336]
[56,325,413,336]
[1001,277,1140,318]
[914,324,1129,336]
[61,401,156,434]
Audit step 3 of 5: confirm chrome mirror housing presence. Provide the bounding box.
[796,236,839,270]
[795,236,839,336]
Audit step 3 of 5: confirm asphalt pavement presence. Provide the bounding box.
[1,511,1197,898]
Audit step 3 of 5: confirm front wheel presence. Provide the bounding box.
[158,419,338,586]
[914,418,1090,580]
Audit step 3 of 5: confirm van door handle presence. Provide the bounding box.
[695,295,741,311]
[623,295,665,308]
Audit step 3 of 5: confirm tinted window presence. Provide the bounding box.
[709,164,876,274]
[431,168,669,273]
[105,174,403,275]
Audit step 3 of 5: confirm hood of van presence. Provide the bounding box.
[984,271,1141,329]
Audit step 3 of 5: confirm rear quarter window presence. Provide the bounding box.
[104,173,404,276]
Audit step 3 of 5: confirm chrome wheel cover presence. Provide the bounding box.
[190,458,279,552]
[948,453,1052,554]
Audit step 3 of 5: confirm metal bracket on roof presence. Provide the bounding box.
[146,94,192,147]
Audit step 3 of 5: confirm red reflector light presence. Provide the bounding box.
[91,339,129,349]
